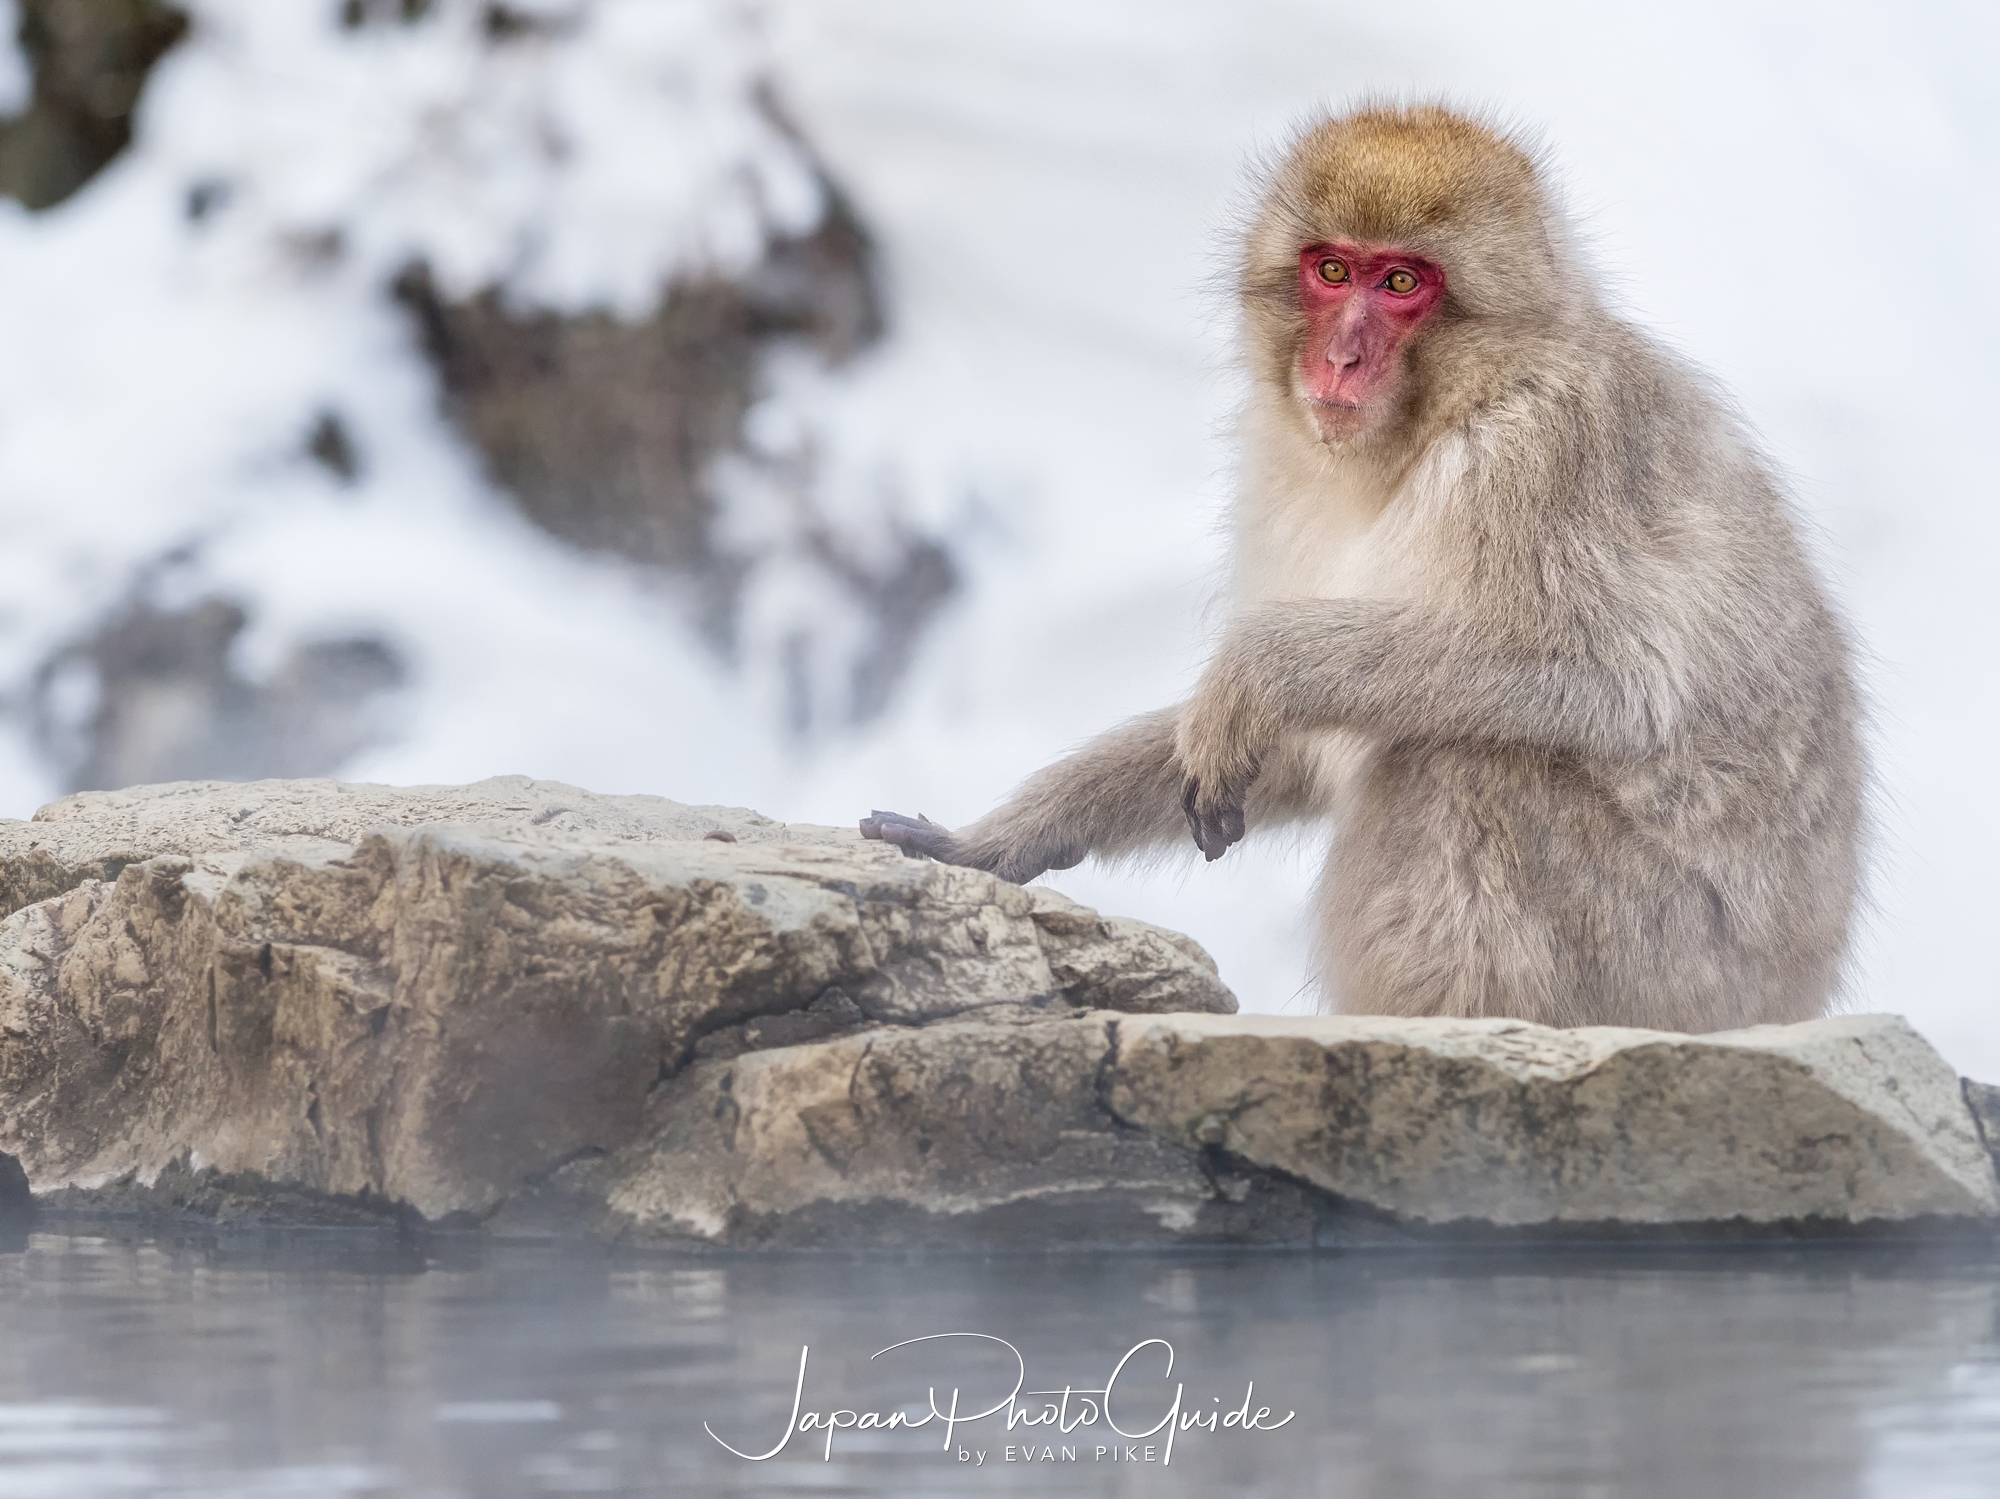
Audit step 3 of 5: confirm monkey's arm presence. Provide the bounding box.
[863,707,1185,883]
[1178,598,1675,857]
[863,703,1320,882]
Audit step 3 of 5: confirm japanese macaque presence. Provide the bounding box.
[862,104,1863,1032]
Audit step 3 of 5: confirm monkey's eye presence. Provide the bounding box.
[1384,269,1419,295]
[1316,257,1349,285]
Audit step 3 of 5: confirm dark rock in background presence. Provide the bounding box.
[392,88,883,600]
[394,141,955,728]
[32,597,405,793]
[0,0,187,211]
[339,0,438,28]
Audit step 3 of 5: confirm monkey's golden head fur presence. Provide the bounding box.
[1246,104,1566,316]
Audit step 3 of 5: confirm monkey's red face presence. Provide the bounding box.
[1295,242,1446,440]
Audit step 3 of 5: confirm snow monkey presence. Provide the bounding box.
[861,104,1863,1032]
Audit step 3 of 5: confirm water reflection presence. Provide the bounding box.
[0,1220,1993,1496]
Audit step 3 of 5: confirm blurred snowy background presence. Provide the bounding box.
[0,0,1992,1073]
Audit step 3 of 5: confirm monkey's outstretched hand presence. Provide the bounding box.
[860,808,1078,885]
[859,810,958,862]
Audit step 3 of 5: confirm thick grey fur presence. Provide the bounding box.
[866,105,1863,1031]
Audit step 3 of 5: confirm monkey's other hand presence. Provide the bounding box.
[1180,777,1248,862]
[860,810,959,863]
[1176,676,1265,862]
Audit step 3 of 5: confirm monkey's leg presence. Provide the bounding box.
[1322,741,1796,1029]
[1317,744,1596,1024]
[863,706,1317,883]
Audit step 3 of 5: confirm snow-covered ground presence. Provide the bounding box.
[0,2,1994,1074]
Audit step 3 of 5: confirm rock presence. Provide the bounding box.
[1962,1079,2000,1180]
[0,1150,27,1211]
[1107,1013,2000,1230]
[0,0,189,213]
[0,777,1991,1246]
[587,1014,1322,1249]
[584,1009,1998,1247]
[394,127,955,734]
[0,776,1232,1226]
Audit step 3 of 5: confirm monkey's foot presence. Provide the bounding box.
[860,809,957,864]
[1181,780,1247,863]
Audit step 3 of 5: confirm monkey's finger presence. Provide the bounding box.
[859,809,953,862]
[1219,800,1247,847]
[1181,780,1212,854]
[861,810,926,854]
[862,809,935,840]
[1190,807,1232,861]
[1195,820,1221,860]
[1182,786,1248,862]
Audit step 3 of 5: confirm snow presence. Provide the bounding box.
[0,0,810,801]
[0,1,1995,1074]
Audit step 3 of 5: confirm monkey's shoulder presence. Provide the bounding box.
[1464,325,1784,531]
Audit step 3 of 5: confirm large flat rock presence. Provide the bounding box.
[1106,1013,2000,1230]
[0,777,1231,1223]
[578,1009,1997,1246]
[0,778,1990,1245]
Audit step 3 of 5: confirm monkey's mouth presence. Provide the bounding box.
[1296,379,1369,414]
[1305,396,1374,440]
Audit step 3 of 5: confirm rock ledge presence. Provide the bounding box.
[0,777,1990,1247]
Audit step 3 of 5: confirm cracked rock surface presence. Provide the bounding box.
[0,776,1231,1232]
[1108,1013,2000,1230]
[0,777,1992,1245]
